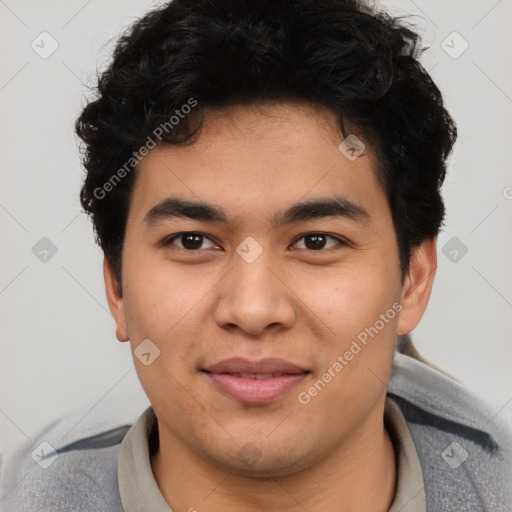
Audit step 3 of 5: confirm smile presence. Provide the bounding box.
[203,371,310,403]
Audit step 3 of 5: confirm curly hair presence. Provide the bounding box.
[76,0,457,285]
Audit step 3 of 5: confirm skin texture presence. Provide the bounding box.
[104,102,437,511]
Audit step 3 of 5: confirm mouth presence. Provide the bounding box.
[201,357,311,404]
[207,372,299,379]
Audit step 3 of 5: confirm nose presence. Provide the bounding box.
[213,252,296,337]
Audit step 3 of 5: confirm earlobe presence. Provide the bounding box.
[397,237,437,335]
[103,258,130,342]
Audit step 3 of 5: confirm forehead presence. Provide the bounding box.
[130,102,387,226]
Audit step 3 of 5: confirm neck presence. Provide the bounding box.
[151,401,397,512]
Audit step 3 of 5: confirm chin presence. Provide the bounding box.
[208,444,316,478]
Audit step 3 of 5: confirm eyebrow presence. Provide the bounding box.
[143,195,370,228]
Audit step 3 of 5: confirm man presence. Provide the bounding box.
[1,0,510,510]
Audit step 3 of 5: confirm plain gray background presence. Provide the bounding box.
[1,0,511,457]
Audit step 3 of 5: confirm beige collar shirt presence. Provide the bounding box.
[118,397,426,511]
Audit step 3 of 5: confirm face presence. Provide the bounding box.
[105,102,433,476]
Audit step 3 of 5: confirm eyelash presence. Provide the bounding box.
[163,232,348,252]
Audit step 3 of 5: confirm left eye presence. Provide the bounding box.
[291,233,342,251]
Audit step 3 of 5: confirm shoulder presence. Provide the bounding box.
[389,347,512,511]
[0,395,148,512]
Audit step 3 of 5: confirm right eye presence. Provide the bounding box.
[164,232,220,251]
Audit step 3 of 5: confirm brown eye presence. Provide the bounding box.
[167,232,217,250]
[291,233,343,251]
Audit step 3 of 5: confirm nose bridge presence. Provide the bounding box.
[233,252,276,301]
[214,247,295,335]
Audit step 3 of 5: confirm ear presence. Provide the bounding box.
[397,237,437,335]
[103,257,129,342]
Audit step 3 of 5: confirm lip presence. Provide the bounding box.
[202,357,310,404]
[203,357,308,375]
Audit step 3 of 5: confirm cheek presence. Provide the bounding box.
[294,262,399,340]
[123,260,208,338]
[121,269,206,406]
[294,270,399,433]
[120,271,207,396]
[296,262,400,396]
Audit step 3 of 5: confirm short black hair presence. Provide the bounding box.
[76,0,457,285]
